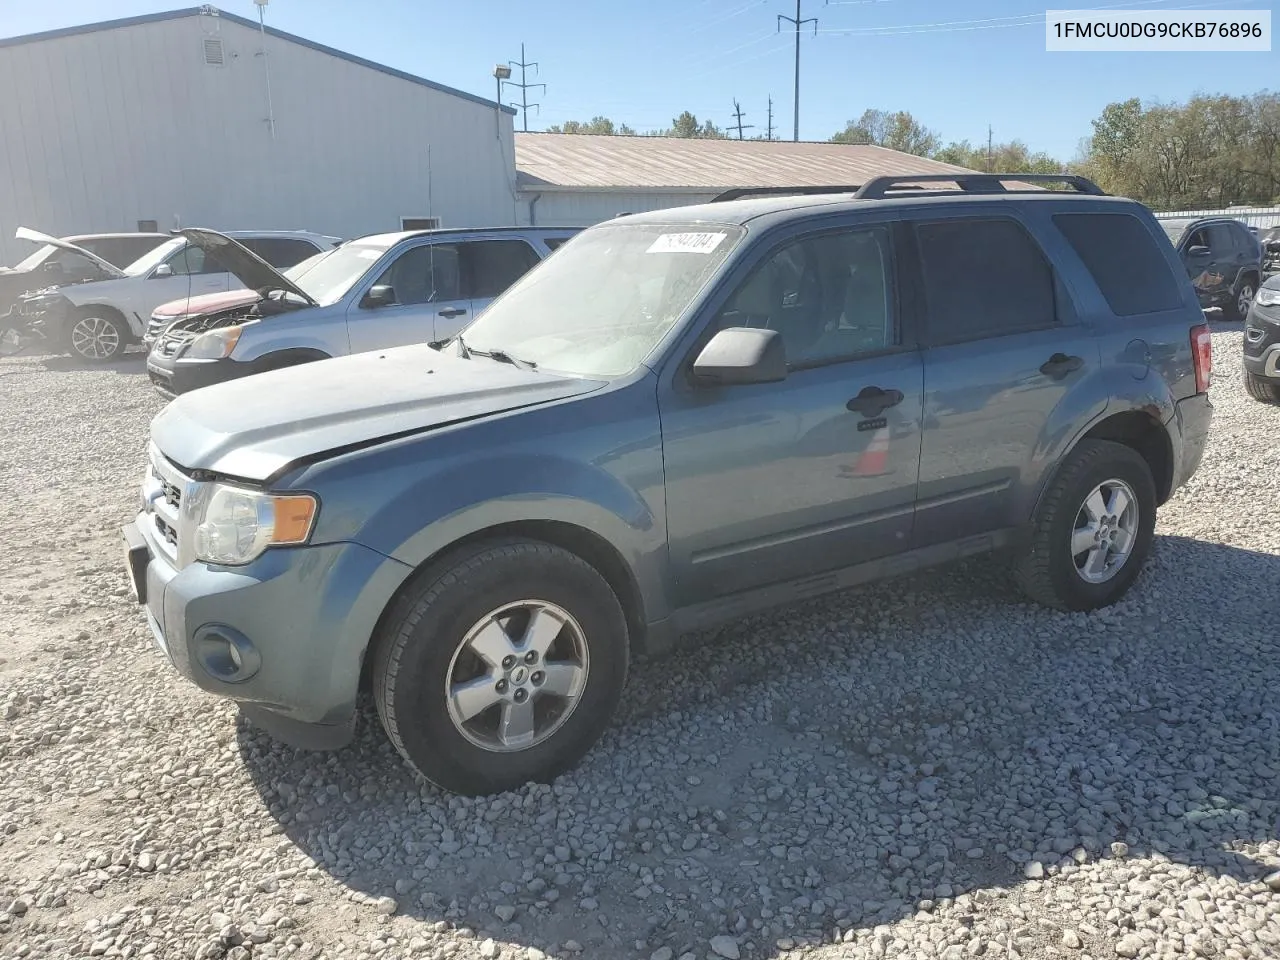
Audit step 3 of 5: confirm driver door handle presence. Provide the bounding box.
[1040,353,1083,379]
[847,386,904,418]
[438,307,467,318]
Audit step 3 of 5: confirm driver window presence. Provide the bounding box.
[716,226,896,367]
[371,244,461,306]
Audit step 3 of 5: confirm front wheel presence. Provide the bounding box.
[1244,370,1280,403]
[372,539,629,795]
[67,307,128,362]
[1014,439,1157,612]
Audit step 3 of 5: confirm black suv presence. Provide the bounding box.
[1159,216,1263,320]
[1243,272,1280,402]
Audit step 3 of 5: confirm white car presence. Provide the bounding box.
[16,228,341,361]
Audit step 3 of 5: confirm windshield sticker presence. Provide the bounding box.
[646,232,728,254]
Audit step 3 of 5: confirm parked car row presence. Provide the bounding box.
[1,227,340,361]
[1158,215,1264,320]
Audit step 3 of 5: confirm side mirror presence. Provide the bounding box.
[1186,245,1211,259]
[691,327,787,386]
[152,263,174,278]
[361,284,396,308]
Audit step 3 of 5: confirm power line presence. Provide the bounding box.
[503,43,545,133]
[777,0,817,142]
[731,99,756,139]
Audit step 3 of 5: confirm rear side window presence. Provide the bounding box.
[914,217,1056,342]
[463,239,541,299]
[1053,212,1183,316]
[544,237,570,252]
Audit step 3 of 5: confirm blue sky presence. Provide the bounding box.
[1,0,1275,160]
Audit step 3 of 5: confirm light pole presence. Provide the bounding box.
[492,64,512,138]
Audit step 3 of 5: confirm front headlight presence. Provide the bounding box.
[185,325,245,360]
[1254,287,1280,308]
[193,483,319,566]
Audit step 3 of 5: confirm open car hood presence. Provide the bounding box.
[179,228,318,307]
[14,227,127,279]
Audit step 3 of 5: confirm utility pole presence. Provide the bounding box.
[504,43,546,133]
[987,125,994,171]
[731,99,755,140]
[777,0,817,141]
[766,95,775,140]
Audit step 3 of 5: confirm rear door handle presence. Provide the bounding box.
[438,307,467,318]
[1040,353,1084,379]
[847,386,904,418]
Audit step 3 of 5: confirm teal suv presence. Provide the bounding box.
[123,174,1214,795]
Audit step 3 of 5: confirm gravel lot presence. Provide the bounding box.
[2,328,1278,960]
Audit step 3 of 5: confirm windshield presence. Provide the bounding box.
[13,243,58,272]
[292,239,395,306]
[125,237,185,277]
[458,222,745,378]
[282,249,331,282]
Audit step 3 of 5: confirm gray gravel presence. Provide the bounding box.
[2,329,1278,960]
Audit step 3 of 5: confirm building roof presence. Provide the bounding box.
[0,6,515,115]
[514,133,976,192]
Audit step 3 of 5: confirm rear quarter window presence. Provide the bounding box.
[1052,212,1184,317]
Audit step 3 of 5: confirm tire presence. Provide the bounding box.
[1013,439,1157,613]
[372,539,629,795]
[1244,370,1280,403]
[1226,277,1256,321]
[66,306,128,362]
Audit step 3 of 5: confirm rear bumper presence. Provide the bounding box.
[1169,393,1213,494]
[123,515,413,747]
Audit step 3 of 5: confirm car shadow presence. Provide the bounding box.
[34,350,148,374]
[238,534,1280,958]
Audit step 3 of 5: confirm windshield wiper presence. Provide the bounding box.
[455,335,537,370]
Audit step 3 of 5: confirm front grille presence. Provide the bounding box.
[143,446,193,565]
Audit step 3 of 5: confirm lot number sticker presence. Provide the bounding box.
[646,232,728,254]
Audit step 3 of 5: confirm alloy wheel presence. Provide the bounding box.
[1070,478,1139,584]
[70,316,121,360]
[444,600,589,752]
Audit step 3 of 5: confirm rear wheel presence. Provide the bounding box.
[66,307,128,362]
[1244,370,1280,403]
[1227,278,1256,321]
[372,539,629,795]
[1014,440,1157,612]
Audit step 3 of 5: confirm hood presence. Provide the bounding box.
[14,227,126,279]
[179,228,317,306]
[151,342,603,482]
[152,288,262,320]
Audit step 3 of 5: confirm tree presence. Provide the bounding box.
[546,116,636,136]
[1077,92,1280,207]
[830,109,939,157]
[665,111,727,139]
[935,139,1063,175]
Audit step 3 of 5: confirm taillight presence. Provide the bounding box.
[1191,323,1212,393]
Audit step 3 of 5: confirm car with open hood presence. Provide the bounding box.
[16,228,340,362]
[143,225,581,397]
[1,228,169,323]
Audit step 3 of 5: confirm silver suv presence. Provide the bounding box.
[145,226,580,395]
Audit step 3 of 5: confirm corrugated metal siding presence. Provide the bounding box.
[0,13,517,263]
[523,191,720,227]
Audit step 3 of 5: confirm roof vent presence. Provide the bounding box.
[203,37,225,66]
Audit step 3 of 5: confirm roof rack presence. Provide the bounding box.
[852,173,1106,200]
[710,185,868,203]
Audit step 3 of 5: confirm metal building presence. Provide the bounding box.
[0,6,520,263]
[514,133,979,227]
